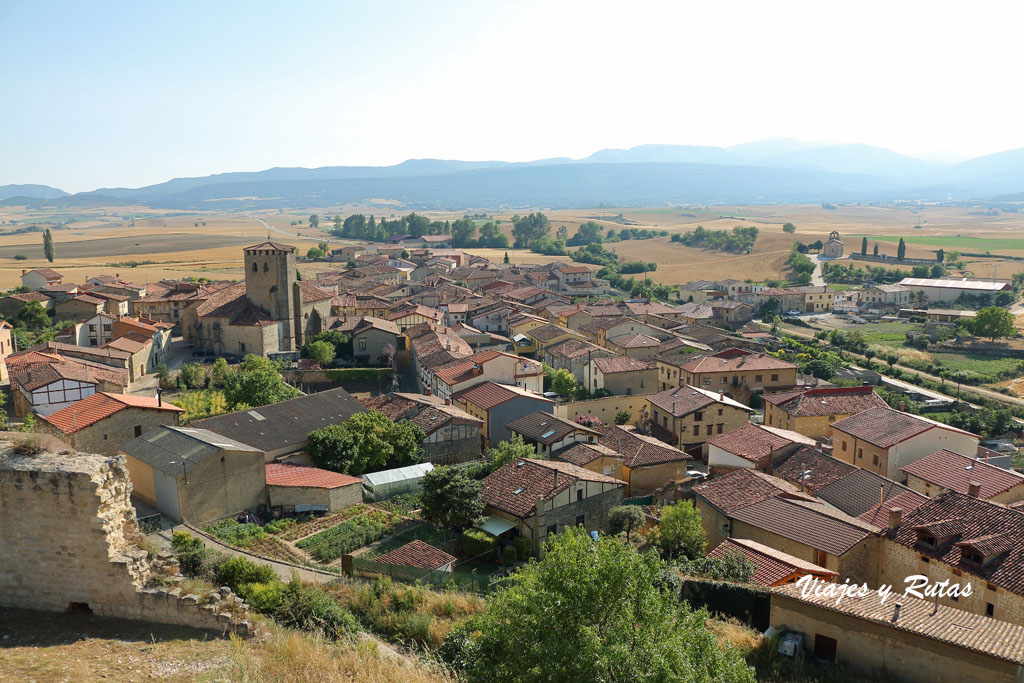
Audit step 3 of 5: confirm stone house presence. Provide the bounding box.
[265,463,362,514]
[710,300,754,325]
[521,323,584,357]
[663,348,799,400]
[84,291,130,316]
[8,350,129,417]
[360,392,483,464]
[646,385,753,453]
[787,286,837,314]
[388,305,443,333]
[584,355,656,396]
[770,583,1024,682]
[121,425,265,524]
[37,392,183,455]
[351,316,400,365]
[707,538,836,587]
[543,338,614,383]
[605,332,662,360]
[131,280,209,327]
[589,425,692,495]
[55,312,118,347]
[482,458,625,557]
[860,283,910,307]
[830,406,979,480]
[111,316,174,368]
[55,294,106,321]
[900,449,1024,505]
[451,381,554,448]
[0,290,53,318]
[706,423,813,475]
[20,267,63,291]
[507,411,600,456]
[431,349,544,400]
[762,385,887,440]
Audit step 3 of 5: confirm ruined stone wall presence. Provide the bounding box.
[0,439,254,635]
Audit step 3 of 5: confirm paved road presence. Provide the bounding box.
[247,214,299,239]
[129,337,198,397]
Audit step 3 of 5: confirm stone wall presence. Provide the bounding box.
[0,438,254,635]
[556,393,655,426]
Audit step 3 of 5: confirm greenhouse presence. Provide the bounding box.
[361,462,434,501]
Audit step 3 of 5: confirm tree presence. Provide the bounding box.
[305,340,336,366]
[449,527,754,683]
[896,238,907,260]
[607,505,645,542]
[555,225,569,242]
[656,500,705,559]
[936,248,944,262]
[16,300,50,330]
[568,221,602,246]
[177,362,207,390]
[210,357,230,388]
[43,228,55,262]
[420,466,485,531]
[503,251,509,264]
[782,222,796,233]
[873,243,879,257]
[450,218,477,247]
[478,222,508,248]
[307,411,424,475]
[548,367,578,397]
[305,247,324,260]
[511,212,551,248]
[485,434,537,472]
[308,214,319,229]
[613,409,631,425]
[861,236,868,255]
[972,306,1015,340]
[222,354,299,409]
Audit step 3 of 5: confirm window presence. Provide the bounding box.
[841,440,847,452]
[716,423,723,434]
[662,416,668,428]
[547,524,557,536]
[694,411,703,422]
[576,489,582,502]
[706,424,712,436]
[134,425,142,437]
[640,379,645,388]
[987,583,998,593]
[239,342,246,353]
[754,374,762,383]
[872,454,879,466]
[103,434,108,441]
[252,262,258,272]
[575,514,585,526]
[717,408,723,416]
[90,339,98,346]
[263,263,269,273]
[771,374,778,382]
[358,338,367,351]
[986,603,995,618]
[703,378,711,386]
[921,556,930,563]
[720,377,727,384]
[857,448,863,458]
[89,324,96,332]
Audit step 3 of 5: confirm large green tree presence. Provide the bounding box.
[450,218,477,247]
[308,214,319,229]
[511,212,551,248]
[43,228,55,262]
[307,410,424,475]
[16,300,50,330]
[448,527,754,683]
[657,500,706,559]
[222,354,299,409]
[607,505,645,542]
[896,237,907,260]
[304,340,336,366]
[420,466,485,531]
[971,306,1016,340]
[485,434,537,472]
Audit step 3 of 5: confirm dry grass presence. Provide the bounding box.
[706,616,763,651]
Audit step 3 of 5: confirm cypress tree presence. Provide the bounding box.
[43,228,55,262]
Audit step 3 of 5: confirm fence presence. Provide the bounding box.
[679,578,772,631]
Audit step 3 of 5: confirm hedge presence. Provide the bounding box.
[462,528,497,558]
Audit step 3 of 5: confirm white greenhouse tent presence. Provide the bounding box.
[362,462,434,501]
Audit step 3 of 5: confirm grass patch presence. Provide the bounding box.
[929,351,1024,377]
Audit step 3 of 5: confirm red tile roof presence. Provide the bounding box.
[245,241,296,252]
[831,406,977,449]
[608,333,661,349]
[731,497,875,556]
[451,381,552,410]
[706,538,837,586]
[763,385,886,418]
[592,356,652,374]
[680,348,797,374]
[648,385,748,418]
[483,458,624,518]
[694,468,807,515]
[706,424,794,466]
[900,449,1024,499]
[594,425,691,467]
[264,463,361,489]
[857,490,930,527]
[375,540,456,570]
[40,392,182,434]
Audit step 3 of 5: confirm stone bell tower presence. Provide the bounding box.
[244,241,297,347]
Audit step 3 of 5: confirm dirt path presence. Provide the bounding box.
[247,214,299,239]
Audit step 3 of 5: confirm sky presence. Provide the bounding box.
[2,0,1024,192]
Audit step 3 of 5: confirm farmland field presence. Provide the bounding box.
[860,235,1024,252]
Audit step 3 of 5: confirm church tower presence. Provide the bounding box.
[244,241,297,336]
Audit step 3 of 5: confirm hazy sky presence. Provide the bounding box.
[3,0,1023,192]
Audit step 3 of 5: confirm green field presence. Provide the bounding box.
[929,352,1022,377]
[857,322,921,347]
[857,235,1024,251]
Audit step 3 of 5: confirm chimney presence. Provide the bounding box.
[554,470,559,488]
[21,269,26,276]
[888,507,902,530]
[892,602,902,622]
[898,402,905,412]
[444,398,451,405]
[157,389,162,407]
[968,481,981,497]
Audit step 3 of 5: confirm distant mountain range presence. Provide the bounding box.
[6,139,1024,210]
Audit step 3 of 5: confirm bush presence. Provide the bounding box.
[205,519,266,548]
[514,536,533,561]
[275,578,358,639]
[215,555,277,592]
[177,362,207,390]
[264,518,296,534]
[501,545,517,566]
[461,528,496,558]
[238,580,284,614]
[171,531,218,578]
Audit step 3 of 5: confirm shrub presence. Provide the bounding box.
[215,555,277,593]
[461,528,496,558]
[264,518,296,534]
[177,362,207,390]
[514,536,533,561]
[275,578,358,640]
[238,580,284,614]
[205,519,266,548]
[171,531,217,578]
[501,545,517,566]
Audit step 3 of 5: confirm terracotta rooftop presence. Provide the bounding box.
[608,332,661,349]
[900,449,1024,499]
[528,323,579,342]
[831,406,977,449]
[245,241,295,252]
[706,538,837,586]
[857,489,931,527]
[694,468,808,516]
[680,348,798,374]
[763,385,886,418]
[26,267,63,279]
[731,496,874,556]
[551,442,620,467]
[594,425,691,467]
[772,447,857,492]
[40,392,183,434]
[376,540,457,570]
[8,353,129,391]
[592,355,653,374]
[706,424,795,466]
[265,463,361,489]
[451,381,552,410]
[772,581,1024,665]
[507,411,598,445]
[482,458,624,519]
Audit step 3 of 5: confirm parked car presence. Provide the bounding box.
[785,309,801,316]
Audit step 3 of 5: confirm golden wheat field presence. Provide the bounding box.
[1,202,1023,289]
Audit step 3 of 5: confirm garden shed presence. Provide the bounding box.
[361,462,434,501]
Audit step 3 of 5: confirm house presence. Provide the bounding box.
[451,381,554,448]
[21,268,63,291]
[605,332,662,360]
[55,312,118,347]
[431,349,544,399]
[830,406,979,480]
[265,463,363,514]
[543,338,614,383]
[7,350,129,417]
[54,294,106,321]
[521,323,583,356]
[39,282,81,304]
[763,385,887,439]
[589,425,692,495]
[900,449,1024,504]
[878,491,1024,624]
[769,582,1024,682]
[36,392,183,455]
[860,284,910,307]
[121,425,265,524]
[110,315,174,367]
[897,277,1012,305]
[707,538,837,586]
[706,423,813,475]
[710,300,754,325]
[360,392,483,464]
[787,286,837,314]
[646,385,753,453]
[407,324,474,393]
[131,280,210,326]
[388,305,444,333]
[481,458,625,557]
[692,468,809,550]
[375,540,457,576]
[507,411,600,456]
[0,290,52,318]
[351,316,400,365]
[662,348,799,402]
[584,356,656,396]
[191,387,366,463]
[83,290,130,316]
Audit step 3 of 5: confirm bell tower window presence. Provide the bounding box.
[252,262,258,272]
[263,262,269,273]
